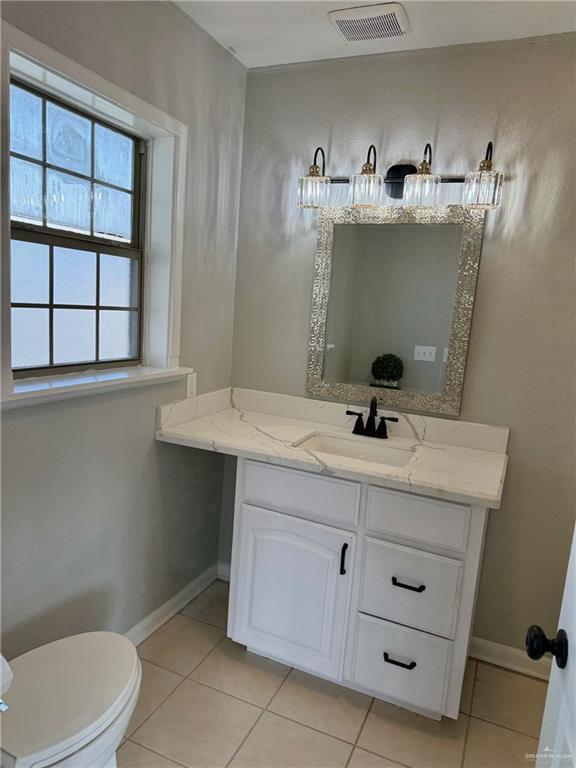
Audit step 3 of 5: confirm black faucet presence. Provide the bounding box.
[345,409,365,435]
[364,397,378,437]
[376,415,399,439]
[346,397,399,439]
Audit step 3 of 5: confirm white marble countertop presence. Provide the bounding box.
[156,399,508,508]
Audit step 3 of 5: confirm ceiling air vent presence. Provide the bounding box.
[328,3,410,42]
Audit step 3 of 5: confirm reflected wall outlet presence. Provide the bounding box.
[414,345,437,362]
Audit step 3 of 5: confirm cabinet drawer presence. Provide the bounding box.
[242,461,360,527]
[367,486,470,552]
[352,614,451,714]
[360,538,462,639]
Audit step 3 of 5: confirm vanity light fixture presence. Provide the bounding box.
[350,145,385,207]
[298,146,331,208]
[403,143,440,207]
[297,139,504,211]
[463,142,504,209]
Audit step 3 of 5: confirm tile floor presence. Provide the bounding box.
[119,581,547,768]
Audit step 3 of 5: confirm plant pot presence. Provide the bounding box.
[371,379,401,390]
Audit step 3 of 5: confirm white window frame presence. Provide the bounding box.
[1,23,192,409]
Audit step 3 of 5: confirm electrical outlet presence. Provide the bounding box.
[414,345,437,362]
[186,372,197,397]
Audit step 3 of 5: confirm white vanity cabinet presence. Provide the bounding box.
[228,458,488,720]
[230,504,355,678]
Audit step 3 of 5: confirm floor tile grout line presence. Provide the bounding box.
[139,631,226,680]
[264,665,295,711]
[353,744,411,768]
[257,706,370,748]
[459,711,473,768]
[178,610,228,631]
[468,713,541,741]
[354,696,374,746]
[473,658,549,684]
[469,658,543,739]
[344,696,375,768]
[136,657,186,679]
[224,707,268,768]
[262,666,294,709]
[186,676,268,709]
[177,611,227,632]
[185,633,228,677]
[351,698,415,768]
[128,673,189,741]
[126,738,192,768]
[134,636,228,738]
[459,660,477,768]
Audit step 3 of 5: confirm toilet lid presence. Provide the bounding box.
[1,632,139,768]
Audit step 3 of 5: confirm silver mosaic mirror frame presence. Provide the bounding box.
[306,206,486,416]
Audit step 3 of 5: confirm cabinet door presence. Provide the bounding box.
[229,504,355,679]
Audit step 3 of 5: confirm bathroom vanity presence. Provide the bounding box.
[229,458,483,720]
[156,388,508,721]
[156,204,507,720]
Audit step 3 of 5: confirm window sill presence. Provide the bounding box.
[1,366,194,410]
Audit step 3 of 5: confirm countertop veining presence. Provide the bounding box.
[156,399,508,508]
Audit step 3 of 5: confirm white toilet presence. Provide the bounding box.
[0,632,141,768]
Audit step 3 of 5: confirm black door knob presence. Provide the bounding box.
[526,625,568,669]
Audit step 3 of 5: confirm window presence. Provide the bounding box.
[9,79,145,377]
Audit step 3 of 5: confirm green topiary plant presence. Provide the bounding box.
[371,353,404,384]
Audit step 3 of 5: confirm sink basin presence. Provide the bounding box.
[294,432,415,468]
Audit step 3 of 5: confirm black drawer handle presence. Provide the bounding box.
[340,543,348,575]
[392,576,426,593]
[383,652,417,670]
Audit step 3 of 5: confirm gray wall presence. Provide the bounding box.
[232,36,576,649]
[1,1,246,658]
[1,384,224,659]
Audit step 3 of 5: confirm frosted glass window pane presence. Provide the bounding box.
[93,185,132,241]
[10,85,42,160]
[95,125,134,190]
[100,254,138,307]
[54,247,96,305]
[11,308,49,368]
[53,309,95,364]
[46,101,91,176]
[46,169,90,233]
[11,240,50,303]
[10,157,43,224]
[99,310,137,360]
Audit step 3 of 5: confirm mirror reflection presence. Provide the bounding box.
[324,223,463,395]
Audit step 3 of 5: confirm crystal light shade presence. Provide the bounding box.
[463,170,503,209]
[403,172,440,206]
[463,143,503,209]
[350,172,385,207]
[298,174,331,208]
[350,144,384,207]
[403,143,440,207]
[298,146,331,209]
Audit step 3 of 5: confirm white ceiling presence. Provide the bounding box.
[176,0,576,68]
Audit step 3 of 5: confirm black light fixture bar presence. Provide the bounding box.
[329,175,465,184]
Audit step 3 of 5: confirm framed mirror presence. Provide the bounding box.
[306,207,486,416]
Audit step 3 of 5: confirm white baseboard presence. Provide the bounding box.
[470,636,551,681]
[126,564,218,646]
[217,561,231,581]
